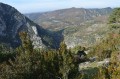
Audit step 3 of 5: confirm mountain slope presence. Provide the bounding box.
[26,7,113,48]
[0,3,63,49]
[26,7,112,30]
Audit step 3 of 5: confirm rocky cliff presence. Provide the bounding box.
[0,3,62,49]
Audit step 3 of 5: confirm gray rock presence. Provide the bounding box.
[0,3,62,49]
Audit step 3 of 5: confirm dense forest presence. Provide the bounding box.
[0,8,120,79]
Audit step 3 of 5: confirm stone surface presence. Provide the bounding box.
[0,3,62,49]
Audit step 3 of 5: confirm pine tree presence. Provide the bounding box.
[59,41,74,79]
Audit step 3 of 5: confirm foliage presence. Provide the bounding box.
[71,45,86,54]
[1,8,120,79]
[106,51,120,79]
[88,32,120,60]
[109,8,120,23]
[0,33,79,79]
[0,43,16,63]
[59,42,77,79]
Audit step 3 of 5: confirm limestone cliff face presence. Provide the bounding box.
[0,3,62,49]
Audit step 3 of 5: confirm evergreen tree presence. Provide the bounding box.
[59,41,75,79]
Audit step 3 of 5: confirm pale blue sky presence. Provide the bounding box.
[0,0,120,13]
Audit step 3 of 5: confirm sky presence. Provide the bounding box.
[0,0,120,13]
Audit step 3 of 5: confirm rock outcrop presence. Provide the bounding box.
[0,3,63,49]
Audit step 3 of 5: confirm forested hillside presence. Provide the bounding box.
[0,8,120,79]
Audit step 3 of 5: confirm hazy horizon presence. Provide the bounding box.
[0,0,120,13]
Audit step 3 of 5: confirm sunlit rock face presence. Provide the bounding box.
[31,26,44,48]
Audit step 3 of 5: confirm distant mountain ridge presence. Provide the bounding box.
[0,3,63,49]
[26,7,112,30]
[26,7,113,48]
